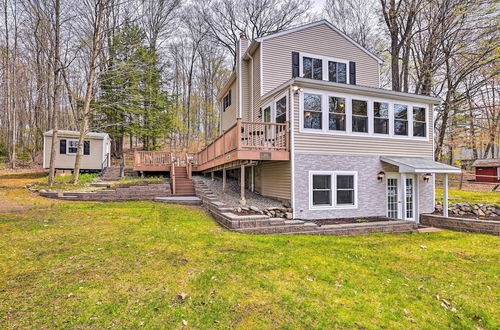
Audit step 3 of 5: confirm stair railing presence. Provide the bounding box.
[171,154,176,195]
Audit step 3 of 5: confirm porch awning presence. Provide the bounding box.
[381,156,462,174]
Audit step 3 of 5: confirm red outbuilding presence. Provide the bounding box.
[472,159,500,183]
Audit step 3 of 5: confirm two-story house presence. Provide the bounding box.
[196,20,460,222]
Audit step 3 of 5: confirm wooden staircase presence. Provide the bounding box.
[172,166,195,196]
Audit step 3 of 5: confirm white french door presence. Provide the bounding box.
[386,173,416,221]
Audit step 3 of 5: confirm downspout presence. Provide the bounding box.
[249,53,254,121]
[290,86,296,219]
[238,41,243,119]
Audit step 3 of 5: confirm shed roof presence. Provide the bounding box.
[381,156,461,174]
[472,158,500,167]
[43,130,109,140]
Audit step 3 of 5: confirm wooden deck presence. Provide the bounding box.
[132,120,290,173]
[196,119,290,172]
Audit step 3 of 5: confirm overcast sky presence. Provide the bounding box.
[312,0,326,12]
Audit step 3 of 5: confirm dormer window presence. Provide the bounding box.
[223,90,231,111]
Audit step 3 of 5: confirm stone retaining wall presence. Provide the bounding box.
[39,183,171,201]
[193,178,417,236]
[436,201,500,217]
[420,214,499,235]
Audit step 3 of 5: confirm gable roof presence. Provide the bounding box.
[255,20,384,64]
[472,158,500,167]
[44,130,109,140]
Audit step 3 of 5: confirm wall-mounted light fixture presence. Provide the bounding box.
[423,173,432,182]
[377,171,385,182]
[292,85,303,95]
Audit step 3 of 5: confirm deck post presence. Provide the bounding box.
[222,167,227,193]
[285,121,290,151]
[251,166,254,192]
[236,118,242,150]
[443,174,449,217]
[211,171,214,181]
[240,165,246,205]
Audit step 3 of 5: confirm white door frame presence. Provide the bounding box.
[386,173,417,221]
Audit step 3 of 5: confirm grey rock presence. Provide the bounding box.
[249,206,260,212]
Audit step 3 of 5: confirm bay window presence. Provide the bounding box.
[394,104,408,136]
[352,99,368,133]
[374,102,389,134]
[328,96,346,131]
[413,106,426,137]
[303,93,322,129]
[310,171,357,209]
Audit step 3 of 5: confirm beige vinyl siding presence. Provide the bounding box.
[221,80,237,131]
[292,92,435,157]
[44,136,104,170]
[241,57,251,121]
[261,24,380,96]
[255,161,291,200]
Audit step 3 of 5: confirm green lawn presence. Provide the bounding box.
[436,188,500,205]
[0,172,499,328]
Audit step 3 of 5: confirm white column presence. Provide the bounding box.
[415,175,420,224]
[240,165,246,205]
[211,171,214,181]
[443,174,449,217]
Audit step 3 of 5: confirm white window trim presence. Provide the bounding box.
[299,52,350,84]
[261,91,289,123]
[299,87,429,141]
[66,139,79,155]
[309,170,358,210]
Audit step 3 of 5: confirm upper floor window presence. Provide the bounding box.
[329,96,346,131]
[223,90,231,111]
[352,99,368,133]
[394,104,408,136]
[413,106,426,137]
[328,61,347,83]
[374,102,389,134]
[303,57,323,80]
[275,96,287,123]
[303,93,322,129]
[301,89,428,140]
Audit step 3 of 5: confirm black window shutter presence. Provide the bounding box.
[349,61,356,85]
[59,139,67,154]
[83,141,90,155]
[292,52,300,78]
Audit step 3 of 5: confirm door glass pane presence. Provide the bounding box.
[275,96,287,123]
[405,178,414,219]
[387,178,398,218]
[263,106,271,122]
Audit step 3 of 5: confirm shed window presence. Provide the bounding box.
[67,140,78,154]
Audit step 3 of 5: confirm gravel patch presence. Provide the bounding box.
[195,175,286,210]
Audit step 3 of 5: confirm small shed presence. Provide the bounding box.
[472,159,500,183]
[43,130,111,171]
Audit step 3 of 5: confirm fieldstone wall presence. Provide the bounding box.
[420,214,499,235]
[39,183,170,201]
[435,201,500,217]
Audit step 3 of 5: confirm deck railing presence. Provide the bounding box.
[197,119,289,167]
[134,151,172,168]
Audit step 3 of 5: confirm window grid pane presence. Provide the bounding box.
[329,97,346,131]
[413,106,426,137]
[304,94,322,129]
[312,175,332,206]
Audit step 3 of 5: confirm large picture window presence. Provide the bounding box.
[303,93,322,129]
[352,99,368,133]
[394,104,408,136]
[310,171,357,209]
[328,96,346,131]
[374,102,389,134]
[413,106,426,137]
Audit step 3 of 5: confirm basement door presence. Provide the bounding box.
[386,173,415,221]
